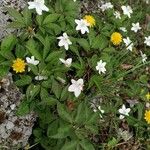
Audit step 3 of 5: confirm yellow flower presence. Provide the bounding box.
[144,110,150,124]
[84,15,96,27]
[146,93,150,100]
[12,58,26,73]
[111,32,122,46]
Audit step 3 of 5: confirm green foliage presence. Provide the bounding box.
[0,0,150,149]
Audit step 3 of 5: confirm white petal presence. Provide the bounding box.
[74,88,81,97]
[68,84,75,92]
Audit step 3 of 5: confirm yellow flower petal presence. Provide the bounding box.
[84,15,96,27]
[111,32,122,46]
[12,58,26,73]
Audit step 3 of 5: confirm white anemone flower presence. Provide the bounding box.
[26,56,39,65]
[96,60,106,74]
[114,11,121,19]
[118,104,131,119]
[26,56,39,71]
[121,5,133,18]
[131,22,141,33]
[144,36,150,46]
[75,19,89,34]
[119,27,127,32]
[57,33,72,50]
[28,0,49,15]
[123,37,133,51]
[35,75,48,81]
[140,51,147,63]
[68,79,84,97]
[59,58,72,67]
[100,2,113,12]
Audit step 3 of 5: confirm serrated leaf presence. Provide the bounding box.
[0,66,10,79]
[80,139,95,150]
[77,38,90,51]
[91,35,108,49]
[61,141,77,150]
[52,79,62,99]
[15,75,32,86]
[57,102,72,123]
[43,13,60,24]
[16,100,30,116]
[45,51,64,62]
[26,39,42,61]
[0,34,16,59]
[6,7,24,23]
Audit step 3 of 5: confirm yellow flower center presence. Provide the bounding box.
[144,110,150,124]
[83,15,96,27]
[111,32,122,46]
[12,58,26,73]
[146,93,150,100]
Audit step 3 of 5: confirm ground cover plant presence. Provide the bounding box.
[0,0,150,149]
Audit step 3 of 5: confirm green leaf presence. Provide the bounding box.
[77,38,90,51]
[26,84,41,100]
[15,75,32,86]
[80,139,95,150]
[107,137,118,148]
[57,102,72,123]
[75,102,85,124]
[51,123,71,139]
[27,64,38,75]
[26,39,42,61]
[7,21,26,28]
[91,35,108,49]
[16,100,30,116]
[61,141,77,150]
[0,66,10,79]
[6,7,24,23]
[43,13,60,24]
[45,51,64,62]
[0,34,16,59]
[60,86,69,101]
[22,6,32,26]
[52,79,62,99]
[44,23,62,35]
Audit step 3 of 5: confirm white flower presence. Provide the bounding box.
[57,33,72,50]
[26,56,39,65]
[59,58,72,67]
[98,106,104,113]
[140,51,147,63]
[131,22,141,33]
[28,0,49,15]
[119,27,127,32]
[121,5,133,18]
[73,0,76,1]
[35,75,48,81]
[26,56,39,71]
[96,60,106,74]
[123,37,133,51]
[68,79,84,97]
[114,11,121,19]
[100,2,113,12]
[144,36,150,46]
[75,19,89,34]
[118,104,131,119]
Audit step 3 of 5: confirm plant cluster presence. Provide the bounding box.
[0,0,150,149]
